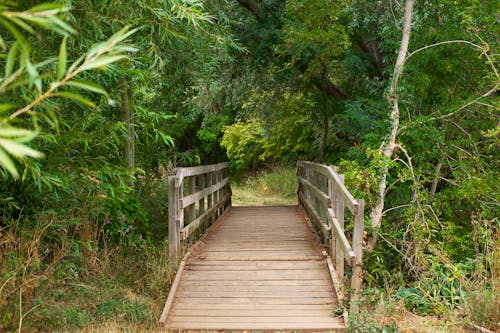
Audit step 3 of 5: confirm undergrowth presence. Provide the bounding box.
[0,215,173,332]
[0,175,174,333]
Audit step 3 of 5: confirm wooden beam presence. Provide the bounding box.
[174,162,229,187]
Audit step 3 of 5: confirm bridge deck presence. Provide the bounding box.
[163,206,345,331]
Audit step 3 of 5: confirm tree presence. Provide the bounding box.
[368,0,415,250]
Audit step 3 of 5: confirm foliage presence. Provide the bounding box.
[221,119,265,171]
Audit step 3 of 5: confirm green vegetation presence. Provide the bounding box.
[0,0,498,332]
[231,166,297,206]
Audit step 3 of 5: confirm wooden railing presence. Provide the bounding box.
[168,162,231,261]
[297,161,364,291]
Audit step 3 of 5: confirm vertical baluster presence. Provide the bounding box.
[328,177,336,260]
[187,176,196,224]
[207,172,213,210]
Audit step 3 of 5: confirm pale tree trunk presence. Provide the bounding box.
[121,77,135,189]
[368,0,415,251]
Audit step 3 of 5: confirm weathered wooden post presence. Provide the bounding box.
[168,175,180,261]
[351,199,364,290]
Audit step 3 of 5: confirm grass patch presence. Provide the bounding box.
[231,166,297,206]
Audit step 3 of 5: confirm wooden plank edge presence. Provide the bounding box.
[326,255,349,328]
[159,258,186,327]
[159,205,233,328]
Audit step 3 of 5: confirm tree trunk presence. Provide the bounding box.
[121,77,135,189]
[318,113,329,162]
[368,0,414,251]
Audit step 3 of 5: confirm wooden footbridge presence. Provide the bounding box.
[160,161,364,331]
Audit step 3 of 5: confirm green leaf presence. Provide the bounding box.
[0,104,16,113]
[57,37,67,80]
[8,16,35,35]
[26,60,42,93]
[5,41,19,77]
[0,138,44,159]
[66,79,108,96]
[0,126,33,137]
[0,34,5,50]
[0,146,19,178]
[55,91,95,107]
[80,55,127,71]
[29,3,68,12]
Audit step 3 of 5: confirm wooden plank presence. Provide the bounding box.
[177,284,333,292]
[179,279,332,287]
[181,270,329,280]
[193,254,323,261]
[171,308,334,317]
[174,162,228,186]
[175,291,334,298]
[169,316,343,324]
[172,297,335,305]
[186,262,326,270]
[168,322,345,331]
[173,302,334,310]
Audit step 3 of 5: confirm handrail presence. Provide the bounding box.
[168,162,231,261]
[297,160,364,291]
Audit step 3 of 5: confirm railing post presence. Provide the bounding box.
[207,172,213,210]
[351,199,364,291]
[168,175,180,261]
[335,174,345,281]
